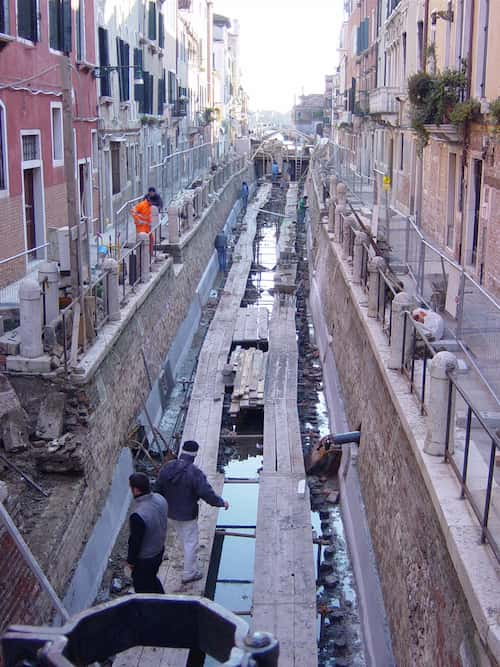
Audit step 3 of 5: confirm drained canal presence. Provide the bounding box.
[97,182,366,666]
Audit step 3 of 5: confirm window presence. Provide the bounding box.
[51,103,63,164]
[98,27,111,97]
[134,48,143,106]
[447,153,457,248]
[75,0,85,60]
[417,21,424,70]
[0,0,9,34]
[141,72,154,114]
[147,1,156,41]
[158,70,166,115]
[158,10,164,48]
[0,104,7,191]
[110,142,120,195]
[402,32,407,78]
[22,134,39,161]
[91,130,98,172]
[399,134,404,171]
[49,0,72,52]
[168,71,176,103]
[17,0,37,41]
[116,38,130,102]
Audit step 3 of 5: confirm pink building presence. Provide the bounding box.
[0,0,97,298]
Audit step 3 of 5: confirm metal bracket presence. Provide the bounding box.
[2,595,279,667]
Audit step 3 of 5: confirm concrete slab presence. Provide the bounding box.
[6,354,51,373]
[0,328,20,355]
[1,409,29,452]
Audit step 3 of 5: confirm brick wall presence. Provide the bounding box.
[44,183,68,231]
[309,201,482,665]
[3,164,254,635]
[0,197,25,288]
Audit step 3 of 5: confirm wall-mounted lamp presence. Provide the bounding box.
[431,4,454,25]
[92,66,144,86]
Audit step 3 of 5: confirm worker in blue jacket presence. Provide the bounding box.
[155,441,229,584]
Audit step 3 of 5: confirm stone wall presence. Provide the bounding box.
[2,163,254,629]
[307,180,494,665]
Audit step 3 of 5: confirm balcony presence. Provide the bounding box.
[172,100,188,118]
[369,87,402,115]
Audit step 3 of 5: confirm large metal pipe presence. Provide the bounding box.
[329,431,361,447]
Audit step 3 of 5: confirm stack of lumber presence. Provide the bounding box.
[228,346,267,415]
[232,307,269,345]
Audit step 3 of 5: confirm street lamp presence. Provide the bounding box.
[92,65,144,86]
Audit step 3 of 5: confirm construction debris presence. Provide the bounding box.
[232,307,269,346]
[34,432,86,474]
[35,392,66,441]
[227,346,267,415]
[0,375,29,453]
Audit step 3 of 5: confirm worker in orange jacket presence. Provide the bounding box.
[131,195,153,254]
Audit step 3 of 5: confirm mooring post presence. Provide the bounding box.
[103,257,121,321]
[424,351,458,456]
[19,278,43,359]
[353,231,368,284]
[138,232,151,282]
[388,291,413,370]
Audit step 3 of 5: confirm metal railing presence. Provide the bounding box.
[444,374,500,561]
[0,243,50,307]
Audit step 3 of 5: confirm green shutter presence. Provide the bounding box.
[148,2,156,40]
[134,48,144,108]
[158,12,164,48]
[62,0,72,53]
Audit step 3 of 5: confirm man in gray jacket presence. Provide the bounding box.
[155,440,229,584]
[127,472,168,593]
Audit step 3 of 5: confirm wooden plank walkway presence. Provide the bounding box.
[252,187,318,666]
[114,184,272,667]
[232,306,269,346]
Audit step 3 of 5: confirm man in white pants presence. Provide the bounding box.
[155,440,229,584]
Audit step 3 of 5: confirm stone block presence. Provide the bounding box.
[6,355,51,373]
[1,409,29,452]
[0,328,21,355]
[34,432,85,474]
[36,392,66,441]
[0,374,25,420]
[0,480,8,502]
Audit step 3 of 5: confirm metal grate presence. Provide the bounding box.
[22,134,39,161]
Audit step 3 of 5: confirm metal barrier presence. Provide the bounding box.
[444,374,500,561]
[2,595,279,667]
[0,243,50,307]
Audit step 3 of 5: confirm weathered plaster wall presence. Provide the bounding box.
[307,196,491,666]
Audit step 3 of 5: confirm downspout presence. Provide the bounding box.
[415,0,430,228]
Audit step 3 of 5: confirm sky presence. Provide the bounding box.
[213,0,342,113]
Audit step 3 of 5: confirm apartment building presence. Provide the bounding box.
[0,0,97,292]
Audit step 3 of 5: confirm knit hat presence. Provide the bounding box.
[182,440,199,457]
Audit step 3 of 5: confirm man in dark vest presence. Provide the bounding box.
[155,440,229,584]
[127,472,168,593]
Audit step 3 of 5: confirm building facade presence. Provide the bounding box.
[0,0,97,292]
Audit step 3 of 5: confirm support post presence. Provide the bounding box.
[327,198,335,233]
[138,232,151,282]
[19,279,43,359]
[367,257,386,317]
[388,291,413,370]
[38,261,60,325]
[353,231,368,284]
[424,351,458,456]
[168,206,180,243]
[103,258,120,321]
[342,214,354,259]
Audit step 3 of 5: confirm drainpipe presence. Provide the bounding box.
[423,0,430,73]
[481,0,490,100]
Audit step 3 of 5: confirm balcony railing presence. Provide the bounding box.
[172,100,188,117]
[369,87,402,115]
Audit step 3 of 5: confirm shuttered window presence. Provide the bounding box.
[158,70,166,115]
[98,27,111,97]
[134,48,144,107]
[0,0,9,34]
[147,1,156,40]
[116,38,130,102]
[110,142,121,195]
[49,0,72,52]
[17,0,37,41]
[158,11,164,48]
[168,71,176,104]
[141,72,154,115]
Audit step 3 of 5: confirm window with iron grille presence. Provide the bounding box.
[49,0,72,52]
[17,0,37,41]
[147,1,156,40]
[116,38,130,101]
[22,134,39,161]
[98,27,111,97]
[110,142,121,195]
[0,106,6,190]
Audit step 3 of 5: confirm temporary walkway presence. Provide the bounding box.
[252,187,318,666]
[115,184,271,667]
